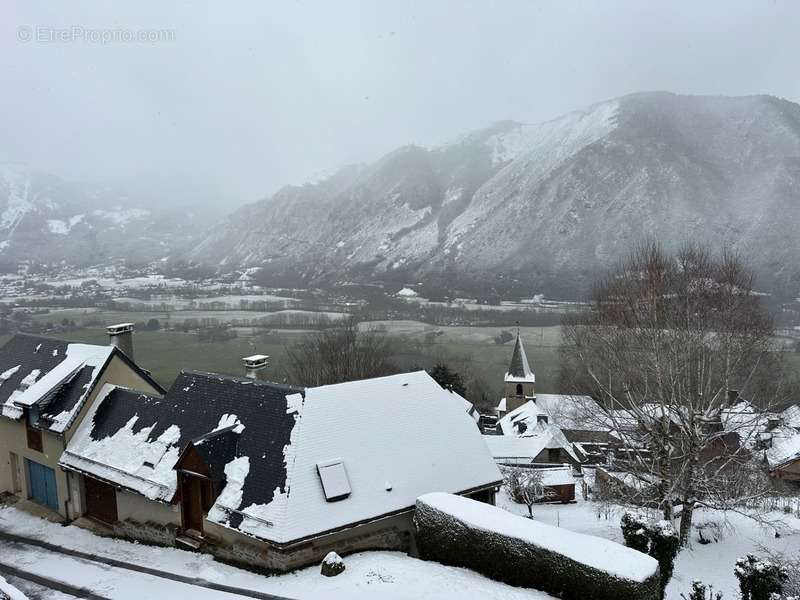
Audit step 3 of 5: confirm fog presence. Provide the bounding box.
[2,1,799,209]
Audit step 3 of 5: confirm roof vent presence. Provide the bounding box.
[243,354,269,380]
[316,458,351,502]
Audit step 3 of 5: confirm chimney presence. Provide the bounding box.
[243,354,269,380]
[726,389,739,406]
[107,323,135,360]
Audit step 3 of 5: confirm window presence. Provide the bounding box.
[515,384,523,396]
[537,415,549,425]
[317,459,351,501]
[25,408,43,452]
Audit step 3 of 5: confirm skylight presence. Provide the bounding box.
[316,458,351,502]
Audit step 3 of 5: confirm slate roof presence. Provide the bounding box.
[63,369,501,545]
[504,333,535,383]
[62,371,302,507]
[0,334,111,433]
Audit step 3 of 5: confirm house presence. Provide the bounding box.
[0,327,163,518]
[762,404,800,482]
[60,369,501,571]
[497,332,536,416]
[483,423,580,466]
[539,466,577,503]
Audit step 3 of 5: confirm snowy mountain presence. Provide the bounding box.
[191,92,800,297]
[0,165,206,267]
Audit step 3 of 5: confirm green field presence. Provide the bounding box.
[6,321,563,403]
[9,320,797,408]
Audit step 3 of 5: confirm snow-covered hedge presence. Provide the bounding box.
[414,493,660,600]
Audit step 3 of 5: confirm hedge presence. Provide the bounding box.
[414,493,660,600]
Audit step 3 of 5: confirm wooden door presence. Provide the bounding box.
[85,477,118,523]
[10,452,21,493]
[180,473,204,534]
[26,460,58,511]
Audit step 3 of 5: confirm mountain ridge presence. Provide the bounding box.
[189,91,800,297]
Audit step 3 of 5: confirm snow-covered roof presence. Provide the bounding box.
[0,334,115,433]
[446,389,480,422]
[765,425,800,469]
[221,371,501,544]
[64,370,501,545]
[61,374,301,503]
[781,404,800,430]
[499,395,607,435]
[721,402,769,447]
[483,423,579,463]
[539,466,576,487]
[504,333,534,383]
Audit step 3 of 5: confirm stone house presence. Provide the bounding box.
[60,369,501,571]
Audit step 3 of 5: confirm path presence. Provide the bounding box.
[0,531,293,600]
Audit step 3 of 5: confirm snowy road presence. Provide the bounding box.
[0,536,288,600]
[0,562,85,599]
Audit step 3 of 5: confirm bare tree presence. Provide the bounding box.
[504,467,549,518]
[560,242,793,543]
[285,317,399,386]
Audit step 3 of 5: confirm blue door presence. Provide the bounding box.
[26,459,58,511]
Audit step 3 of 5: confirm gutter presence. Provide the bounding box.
[60,450,174,504]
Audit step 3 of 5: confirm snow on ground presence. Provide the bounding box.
[0,507,551,599]
[496,477,800,600]
[0,574,28,600]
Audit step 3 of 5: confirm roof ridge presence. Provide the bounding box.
[179,369,304,392]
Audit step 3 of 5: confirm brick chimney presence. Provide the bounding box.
[243,354,269,380]
[107,323,135,360]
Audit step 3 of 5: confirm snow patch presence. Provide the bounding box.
[207,456,250,524]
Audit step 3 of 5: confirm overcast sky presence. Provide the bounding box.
[2,1,799,209]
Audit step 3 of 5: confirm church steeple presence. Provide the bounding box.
[503,331,535,413]
[505,331,534,384]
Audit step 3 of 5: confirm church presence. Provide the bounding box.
[492,332,615,465]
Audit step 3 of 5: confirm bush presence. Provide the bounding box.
[649,521,680,598]
[735,554,788,600]
[620,513,680,598]
[685,580,723,600]
[415,493,660,600]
